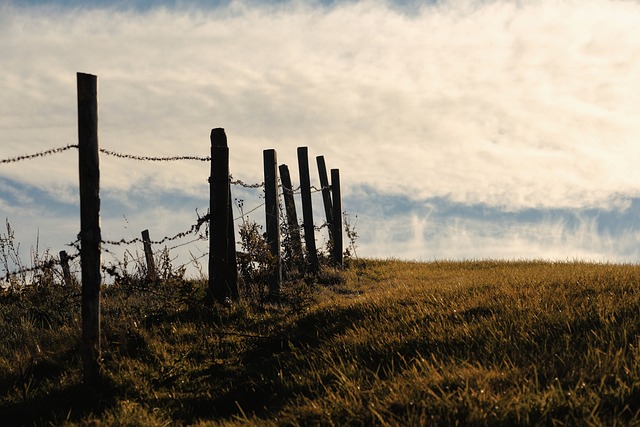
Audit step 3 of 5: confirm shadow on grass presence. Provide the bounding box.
[1,376,120,426]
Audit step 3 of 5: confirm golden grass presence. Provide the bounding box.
[2,259,640,425]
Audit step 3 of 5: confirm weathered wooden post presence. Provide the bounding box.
[141,229,156,281]
[279,164,303,272]
[59,250,73,286]
[264,149,282,298]
[316,156,333,241]
[208,128,238,303]
[297,147,319,273]
[77,72,101,387]
[331,169,343,268]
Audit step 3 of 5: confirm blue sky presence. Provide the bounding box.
[2,0,640,278]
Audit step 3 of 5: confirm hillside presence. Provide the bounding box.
[1,259,640,425]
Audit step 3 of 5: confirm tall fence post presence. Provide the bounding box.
[279,164,303,273]
[297,147,319,273]
[331,169,343,268]
[77,72,101,388]
[316,156,333,242]
[141,229,156,281]
[59,250,73,286]
[208,128,238,304]
[264,149,282,298]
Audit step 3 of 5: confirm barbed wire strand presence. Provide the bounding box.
[99,148,210,162]
[101,213,210,247]
[2,145,266,188]
[1,250,80,283]
[0,144,78,164]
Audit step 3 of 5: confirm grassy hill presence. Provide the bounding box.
[1,259,640,425]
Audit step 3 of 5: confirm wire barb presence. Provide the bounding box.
[0,144,78,164]
[99,148,211,162]
[101,213,210,247]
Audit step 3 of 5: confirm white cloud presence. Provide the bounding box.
[357,209,640,262]
[2,0,640,263]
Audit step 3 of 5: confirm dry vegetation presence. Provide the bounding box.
[2,257,640,425]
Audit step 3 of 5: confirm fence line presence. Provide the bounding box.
[2,72,346,391]
[0,249,80,284]
[0,199,266,282]
[1,157,332,283]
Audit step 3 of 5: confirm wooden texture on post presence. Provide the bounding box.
[278,164,303,270]
[209,128,238,303]
[331,169,343,268]
[141,229,156,281]
[77,72,101,387]
[264,149,282,297]
[59,250,73,286]
[297,147,319,273]
[316,156,333,241]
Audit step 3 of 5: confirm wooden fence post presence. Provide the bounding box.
[141,229,156,281]
[331,169,343,268]
[209,128,238,303]
[279,164,303,272]
[59,250,73,286]
[297,147,319,273]
[264,149,282,298]
[77,72,101,388]
[316,156,333,242]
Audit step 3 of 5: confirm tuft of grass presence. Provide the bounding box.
[2,259,640,425]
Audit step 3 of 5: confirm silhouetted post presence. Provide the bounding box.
[331,169,343,268]
[77,72,101,388]
[59,250,73,286]
[141,229,156,281]
[264,149,282,298]
[279,164,303,271]
[297,147,319,273]
[208,128,238,303]
[316,156,333,241]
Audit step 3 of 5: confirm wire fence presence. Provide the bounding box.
[0,143,271,286]
[1,142,336,287]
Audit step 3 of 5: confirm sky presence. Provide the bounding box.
[2,0,640,278]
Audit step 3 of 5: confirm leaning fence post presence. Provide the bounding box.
[141,229,156,281]
[279,164,304,272]
[331,169,343,268]
[297,147,319,273]
[209,128,238,304]
[77,72,101,388]
[59,250,73,286]
[264,149,282,298]
[316,156,333,242]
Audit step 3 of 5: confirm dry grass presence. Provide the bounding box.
[2,259,640,425]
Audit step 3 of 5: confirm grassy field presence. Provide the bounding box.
[1,259,640,425]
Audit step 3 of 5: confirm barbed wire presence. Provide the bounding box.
[1,250,80,283]
[2,143,334,280]
[230,175,264,189]
[101,213,210,247]
[99,148,211,162]
[234,203,266,222]
[0,144,78,164]
[168,236,207,252]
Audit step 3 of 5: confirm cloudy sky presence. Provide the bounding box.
[2,0,640,276]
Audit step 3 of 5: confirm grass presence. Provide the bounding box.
[1,259,640,425]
